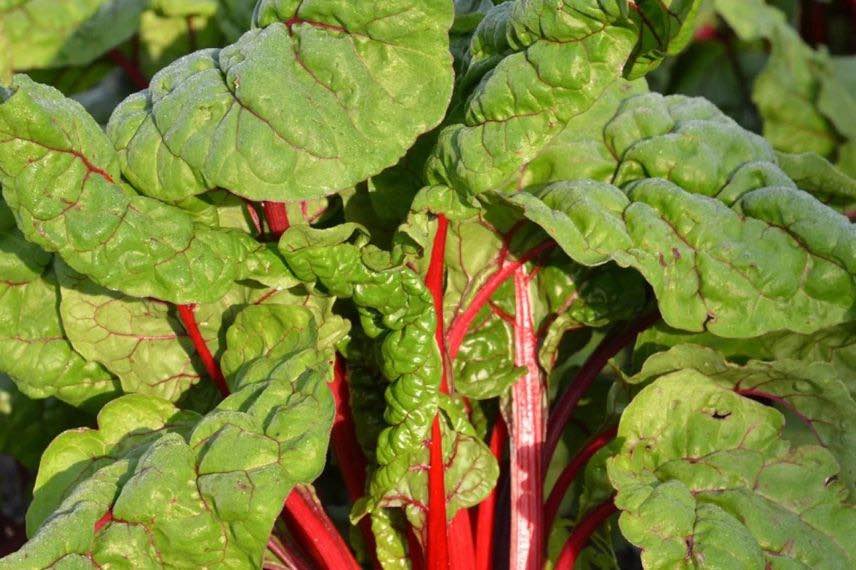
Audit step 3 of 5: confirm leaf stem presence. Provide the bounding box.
[475,417,507,570]
[446,240,556,359]
[425,214,452,569]
[554,499,618,570]
[106,49,149,91]
[281,486,361,570]
[330,355,381,568]
[267,536,312,570]
[176,304,229,397]
[508,267,544,570]
[263,202,291,240]
[543,426,617,532]
[543,311,660,471]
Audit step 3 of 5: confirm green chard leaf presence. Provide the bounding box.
[425,0,700,197]
[107,0,454,202]
[507,93,856,338]
[0,76,292,304]
[0,0,147,72]
[630,345,856,493]
[278,223,498,531]
[0,198,119,408]
[5,304,345,569]
[609,372,855,569]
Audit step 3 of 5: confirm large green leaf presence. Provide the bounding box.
[609,372,855,569]
[507,92,856,338]
[107,0,454,202]
[0,0,147,72]
[3,304,344,568]
[425,0,700,197]
[630,345,856,493]
[0,76,292,304]
[0,200,119,408]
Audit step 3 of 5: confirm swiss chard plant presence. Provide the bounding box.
[0,0,854,569]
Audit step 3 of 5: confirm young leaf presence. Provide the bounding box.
[107,0,454,202]
[608,371,855,569]
[0,76,293,304]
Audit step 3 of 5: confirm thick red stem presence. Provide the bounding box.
[509,268,544,570]
[282,486,361,570]
[330,356,380,568]
[107,49,149,90]
[544,311,660,470]
[177,304,229,397]
[425,214,453,569]
[447,241,555,359]
[263,202,291,240]
[475,418,507,570]
[544,426,617,532]
[554,499,618,570]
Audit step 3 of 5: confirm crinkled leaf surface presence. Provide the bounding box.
[0,199,119,408]
[107,0,454,202]
[775,152,856,212]
[0,76,292,304]
[425,0,700,197]
[630,345,856,493]
[507,93,856,338]
[609,371,855,569]
[4,304,344,569]
[0,0,147,71]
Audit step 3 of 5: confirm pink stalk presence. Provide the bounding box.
[508,268,544,570]
[544,311,660,470]
[267,536,313,570]
[554,499,618,570]
[446,241,555,359]
[544,426,617,532]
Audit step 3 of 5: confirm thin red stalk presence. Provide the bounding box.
[177,304,229,397]
[425,214,452,569]
[544,311,660,470]
[330,356,381,569]
[107,49,149,90]
[263,202,291,240]
[509,268,544,570]
[427,416,450,570]
[447,241,555,359]
[282,486,361,570]
[475,418,507,570]
[544,426,617,532]
[554,499,618,570]
[268,537,313,570]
